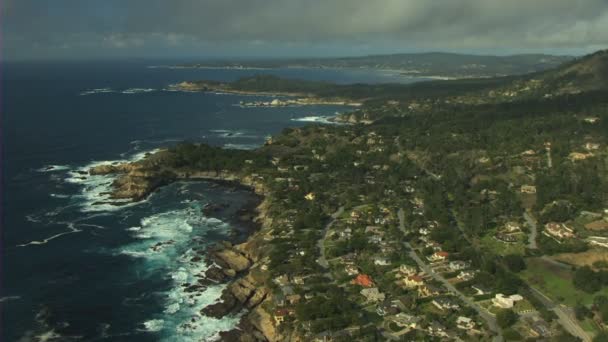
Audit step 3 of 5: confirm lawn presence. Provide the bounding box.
[520,257,608,306]
[479,231,526,256]
[580,318,600,334]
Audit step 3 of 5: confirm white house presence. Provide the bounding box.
[492,293,523,309]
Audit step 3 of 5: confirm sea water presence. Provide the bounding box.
[1,60,427,341]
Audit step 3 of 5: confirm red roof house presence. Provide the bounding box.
[352,274,374,287]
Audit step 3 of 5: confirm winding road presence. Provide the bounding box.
[397,209,503,342]
[317,206,344,269]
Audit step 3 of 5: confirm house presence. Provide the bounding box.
[286,294,302,305]
[368,235,383,244]
[392,313,421,329]
[360,287,385,302]
[432,298,461,311]
[456,316,476,330]
[273,275,290,286]
[427,321,448,337]
[293,275,305,285]
[471,284,492,296]
[374,257,390,266]
[274,308,294,324]
[399,265,417,276]
[419,228,430,236]
[529,319,552,338]
[448,260,470,271]
[569,152,593,161]
[428,251,449,262]
[584,142,600,151]
[304,192,315,201]
[345,264,359,276]
[352,274,374,287]
[495,232,518,243]
[521,150,536,156]
[504,221,522,233]
[365,226,383,235]
[457,270,476,281]
[339,227,352,239]
[520,185,537,194]
[376,300,400,316]
[403,275,425,288]
[584,117,600,124]
[544,222,575,240]
[492,293,524,309]
[418,284,442,298]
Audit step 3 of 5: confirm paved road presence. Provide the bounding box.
[528,287,591,342]
[523,211,538,249]
[397,209,503,342]
[317,207,344,269]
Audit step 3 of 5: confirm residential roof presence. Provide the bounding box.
[352,274,374,287]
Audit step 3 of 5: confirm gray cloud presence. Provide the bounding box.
[4,0,608,59]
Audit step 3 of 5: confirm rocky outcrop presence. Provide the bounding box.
[212,247,252,273]
[202,273,268,318]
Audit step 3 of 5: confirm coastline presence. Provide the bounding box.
[168,81,363,107]
[89,157,279,341]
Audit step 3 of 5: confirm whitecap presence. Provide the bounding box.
[141,319,165,332]
[291,115,340,124]
[79,88,115,96]
[63,148,160,212]
[122,88,156,94]
[0,295,21,303]
[37,165,71,172]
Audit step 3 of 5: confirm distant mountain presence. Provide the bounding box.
[177,52,574,78]
[461,50,608,102]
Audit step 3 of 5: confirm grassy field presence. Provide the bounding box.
[554,248,608,269]
[520,257,608,306]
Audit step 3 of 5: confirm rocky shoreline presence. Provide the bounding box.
[88,157,279,341]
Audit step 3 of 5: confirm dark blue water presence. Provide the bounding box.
[1,60,425,341]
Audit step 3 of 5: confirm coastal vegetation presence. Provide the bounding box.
[92,49,608,341]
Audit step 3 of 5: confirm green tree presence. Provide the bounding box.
[496,309,518,329]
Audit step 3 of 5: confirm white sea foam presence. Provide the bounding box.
[141,319,165,332]
[37,165,71,172]
[209,129,260,140]
[16,222,82,247]
[119,204,242,341]
[79,88,115,96]
[0,295,21,303]
[291,115,339,124]
[122,88,156,94]
[63,149,160,212]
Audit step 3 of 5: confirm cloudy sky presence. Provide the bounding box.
[3,0,608,60]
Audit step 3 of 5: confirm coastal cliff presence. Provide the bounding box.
[89,155,281,341]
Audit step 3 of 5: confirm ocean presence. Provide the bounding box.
[1,60,426,341]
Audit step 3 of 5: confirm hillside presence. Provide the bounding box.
[454,50,608,104]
